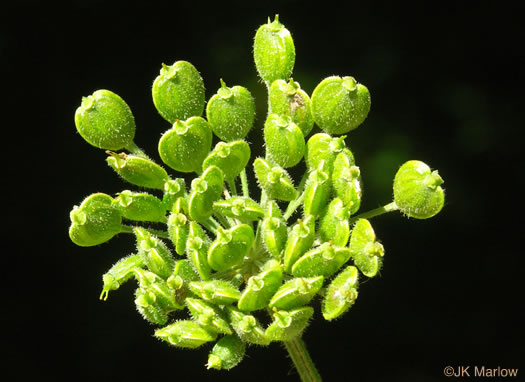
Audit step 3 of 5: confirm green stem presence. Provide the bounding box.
[120,225,170,239]
[284,337,322,382]
[283,171,308,221]
[240,168,250,198]
[283,192,305,221]
[201,217,220,235]
[214,212,231,229]
[348,201,398,225]
[227,178,238,196]
[125,141,147,158]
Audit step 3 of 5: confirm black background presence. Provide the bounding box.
[4,2,524,381]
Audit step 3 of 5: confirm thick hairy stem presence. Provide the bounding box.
[284,337,322,382]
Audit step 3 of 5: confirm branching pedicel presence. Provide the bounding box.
[69,15,445,381]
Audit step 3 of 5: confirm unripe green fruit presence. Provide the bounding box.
[69,193,122,247]
[305,133,353,174]
[269,79,314,137]
[155,320,217,349]
[303,160,332,217]
[332,152,362,215]
[283,215,316,273]
[152,61,205,124]
[253,15,295,84]
[393,160,445,219]
[114,190,166,222]
[162,179,186,212]
[268,276,324,310]
[100,254,144,301]
[158,117,212,173]
[135,287,169,325]
[185,298,233,335]
[186,222,212,281]
[207,335,246,370]
[322,265,359,321]
[207,224,255,272]
[190,280,241,305]
[319,198,351,247]
[134,268,178,312]
[134,227,175,280]
[188,165,224,223]
[237,260,283,312]
[253,157,297,201]
[291,242,351,278]
[168,210,189,256]
[311,76,371,135]
[226,306,270,345]
[349,219,384,278]
[206,80,255,141]
[106,151,169,190]
[213,196,265,221]
[261,201,288,259]
[264,114,305,168]
[266,307,314,342]
[75,89,135,150]
[202,140,251,180]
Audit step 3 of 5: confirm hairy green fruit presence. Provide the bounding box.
[100,254,144,300]
[202,140,251,181]
[134,227,175,280]
[332,152,362,214]
[303,161,332,217]
[291,242,351,278]
[114,190,166,222]
[349,219,384,278]
[69,193,122,247]
[155,320,217,349]
[190,280,241,305]
[213,196,265,221]
[269,276,324,310]
[254,157,297,201]
[266,307,314,341]
[264,114,305,168]
[188,165,224,223]
[207,224,254,271]
[207,335,246,370]
[322,265,359,321]
[238,260,283,312]
[185,298,232,335]
[311,76,371,135]
[283,215,316,273]
[75,89,135,150]
[261,201,288,259]
[186,222,212,280]
[106,151,169,190]
[226,306,270,345]
[319,198,351,247]
[269,79,313,136]
[206,80,255,141]
[305,133,352,174]
[393,160,445,219]
[158,117,212,173]
[152,61,205,124]
[253,15,295,84]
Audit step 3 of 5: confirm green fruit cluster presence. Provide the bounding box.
[69,15,445,373]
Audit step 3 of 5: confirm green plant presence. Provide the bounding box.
[68,15,445,381]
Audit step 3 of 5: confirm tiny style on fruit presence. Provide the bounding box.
[69,15,445,381]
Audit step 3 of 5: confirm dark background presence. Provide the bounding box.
[4,2,523,381]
